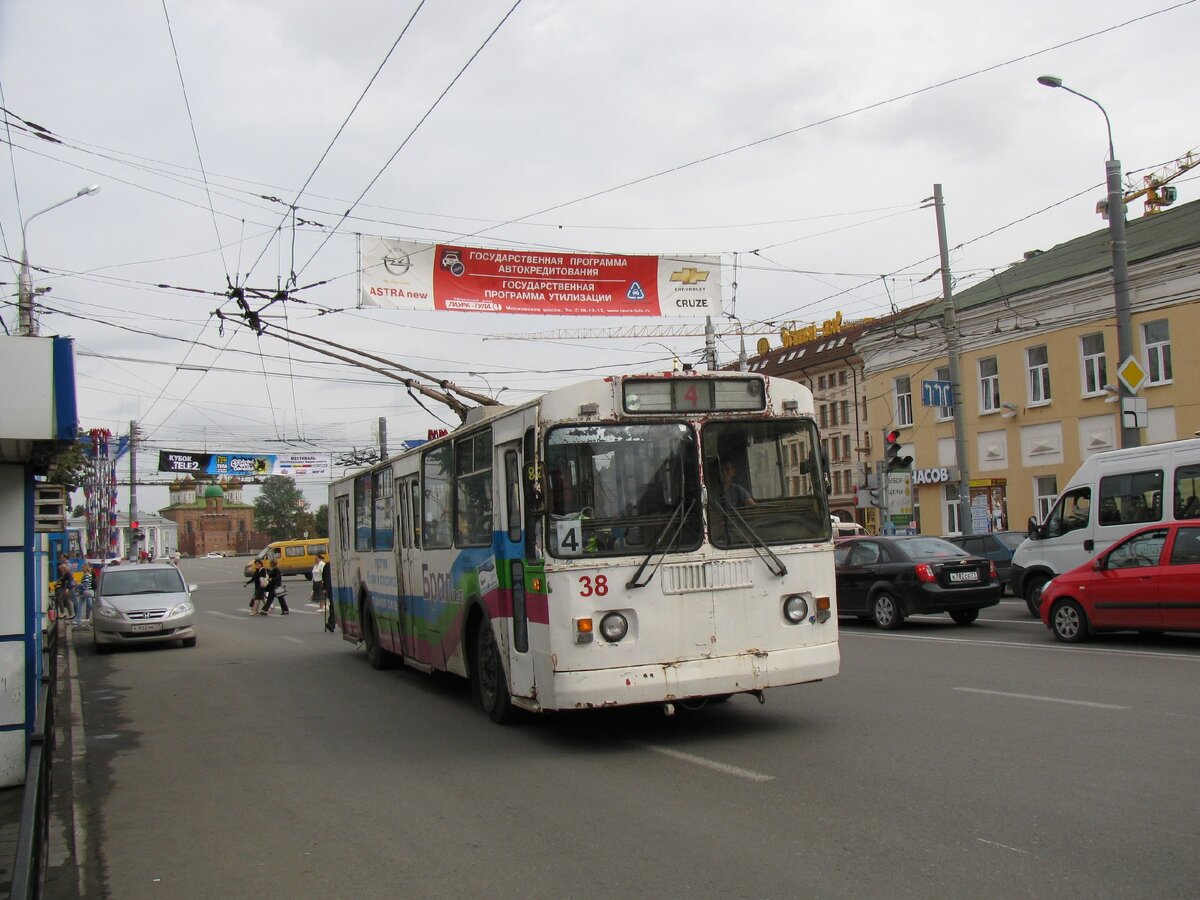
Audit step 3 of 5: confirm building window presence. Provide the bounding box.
[817,374,827,391]
[1143,320,1172,385]
[944,484,961,534]
[839,370,847,386]
[841,435,851,461]
[979,357,1000,413]
[1034,475,1058,522]
[819,404,828,428]
[1080,333,1107,396]
[840,399,850,424]
[830,403,839,427]
[1027,345,1051,405]
[934,365,952,421]
[894,376,913,427]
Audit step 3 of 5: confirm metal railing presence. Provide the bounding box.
[11,620,60,899]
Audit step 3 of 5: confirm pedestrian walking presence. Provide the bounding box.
[75,566,95,626]
[260,557,289,615]
[247,558,267,615]
[55,559,76,621]
[322,555,335,632]
[312,553,327,610]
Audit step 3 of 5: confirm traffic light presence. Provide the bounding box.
[883,429,912,471]
[855,488,880,508]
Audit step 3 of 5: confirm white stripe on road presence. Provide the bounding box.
[282,636,305,644]
[954,687,1128,710]
[634,742,774,782]
[977,838,1029,854]
[843,629,1200,662]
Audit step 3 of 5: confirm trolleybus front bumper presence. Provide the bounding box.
[549,641,840,709]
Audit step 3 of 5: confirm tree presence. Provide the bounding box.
[47,431,88,489]
[312,503,329,538]
[253,475,310,541]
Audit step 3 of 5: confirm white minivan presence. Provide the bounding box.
[1011,438,1200,616]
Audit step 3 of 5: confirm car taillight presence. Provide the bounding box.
[914,563,937,583]
[988,561,998,580]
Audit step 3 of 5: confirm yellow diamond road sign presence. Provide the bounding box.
[1117,355,1148,394]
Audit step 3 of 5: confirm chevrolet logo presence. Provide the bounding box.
[670,267,709,285]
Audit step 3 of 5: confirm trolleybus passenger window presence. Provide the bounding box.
[335,496,351,553]
[423,445,453,549]
[354,474,372,552]
[373,469,394,551]
[455,429,493,547]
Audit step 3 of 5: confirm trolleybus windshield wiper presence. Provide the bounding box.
[716,497,788,577]
[626,498,695,589]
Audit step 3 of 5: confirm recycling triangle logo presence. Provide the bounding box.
[627,281,646,301]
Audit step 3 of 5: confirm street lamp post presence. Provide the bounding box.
[17,184,101,336]
[1037,76,1139,448]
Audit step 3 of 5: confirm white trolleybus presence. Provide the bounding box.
[328,370,840,722]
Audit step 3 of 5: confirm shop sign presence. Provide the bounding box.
[912,466,959,486]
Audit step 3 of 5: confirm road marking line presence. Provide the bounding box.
[977,838,1029,854]
[282,636,305,644]
[954,687,1127,709]
[842,629,1200,661]
[634,742,774,782]
[207,610,259,619]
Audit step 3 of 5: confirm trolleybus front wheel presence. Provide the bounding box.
[474,620,517,724]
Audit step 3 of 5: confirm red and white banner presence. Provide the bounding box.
[358,237,721,317]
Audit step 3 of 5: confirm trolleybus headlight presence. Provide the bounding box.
[599,612,628,642]
[783,594,809,624]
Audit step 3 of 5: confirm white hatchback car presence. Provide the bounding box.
[94,563,197,652]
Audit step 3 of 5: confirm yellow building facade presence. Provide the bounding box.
[857,199,1200,536]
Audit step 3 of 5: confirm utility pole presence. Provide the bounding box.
[704,316,717,369]
[378,416,388,459]
[932,184,973,535]
[129,420,140,559]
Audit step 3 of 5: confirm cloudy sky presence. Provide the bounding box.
[3,0,1198,512]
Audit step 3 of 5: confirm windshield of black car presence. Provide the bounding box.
[544,423,702,558]
[101,569,187,597]
[894,537,971,559]
[703,419,829,548]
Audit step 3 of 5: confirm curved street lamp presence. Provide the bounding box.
[18,184,101,336]
[1036,76,1138,448]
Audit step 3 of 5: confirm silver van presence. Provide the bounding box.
[1011,438,1200,615]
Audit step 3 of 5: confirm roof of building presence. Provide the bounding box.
[911,197,1200,321]
[203,483,224,499]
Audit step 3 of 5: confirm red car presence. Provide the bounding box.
[1040,522,1200,642]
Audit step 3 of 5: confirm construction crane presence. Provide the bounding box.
[1100,147,1199,218]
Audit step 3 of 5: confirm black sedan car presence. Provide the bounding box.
[834,535,1002,629]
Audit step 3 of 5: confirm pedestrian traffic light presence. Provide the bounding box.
[883,429,913,471]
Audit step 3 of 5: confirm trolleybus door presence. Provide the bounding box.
[499,438,536,700]
[397,474,422,662]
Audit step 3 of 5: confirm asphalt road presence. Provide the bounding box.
[62,556,1200,898]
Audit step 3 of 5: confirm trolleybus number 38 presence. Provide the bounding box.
[578,574,609,597]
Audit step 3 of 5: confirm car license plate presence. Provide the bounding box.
[949,571,979,583]
[131,623,162,633]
